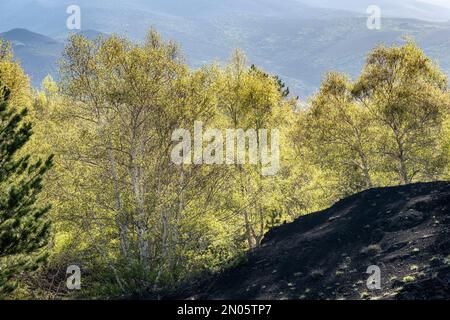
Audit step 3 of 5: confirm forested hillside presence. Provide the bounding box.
[0,27,449,299]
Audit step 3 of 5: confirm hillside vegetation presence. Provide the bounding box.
[0,28,449,299]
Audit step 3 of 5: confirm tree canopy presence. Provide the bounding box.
[0,31,448,298]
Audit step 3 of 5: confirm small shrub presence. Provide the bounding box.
[410,265,419,271]
[360,244,382,255]
[444,255,450,265]
[335,270,345,277]
[310,270,324,279]
[402,275,416,283]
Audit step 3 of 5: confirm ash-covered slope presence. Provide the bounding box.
[175,182,450,300]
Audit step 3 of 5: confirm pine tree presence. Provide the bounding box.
[0,85,53,297]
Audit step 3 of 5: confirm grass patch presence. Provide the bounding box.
[310,269,324,279]
[444,255,450,265]
[360,292,370,299]
[335,270,345,277]
[360,244,382,255]
[402,275,416,283]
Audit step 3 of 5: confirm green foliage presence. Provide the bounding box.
[352,41,449,184]
[0,85,53,298]
[1,31,449,299]
[295,41,450,199]
[402,275,416,283]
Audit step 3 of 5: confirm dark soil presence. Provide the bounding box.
[171,182,450,300]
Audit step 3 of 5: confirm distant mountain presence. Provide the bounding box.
[298,0,450,21]
[223,17,450,97]
[0,28,64,87]
[1,0,448,39]
[0,28,110,87]
[0,28,58,45]
[1,1,450,96]
[0,0,353,40]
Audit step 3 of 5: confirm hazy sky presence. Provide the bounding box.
[419,0,450,7]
